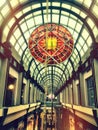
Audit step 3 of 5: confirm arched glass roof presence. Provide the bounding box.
[0,0,98,95]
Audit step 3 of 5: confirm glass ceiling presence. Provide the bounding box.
[0,0,98,95]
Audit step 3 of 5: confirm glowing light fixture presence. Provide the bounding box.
[48,93,55,99]
[46,37,57,50]
[8,84,14,90]
[29,23,74,64]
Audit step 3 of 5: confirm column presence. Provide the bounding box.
[0,42,11,107]
[15,64,24,105]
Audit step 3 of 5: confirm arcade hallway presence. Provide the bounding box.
[0,0,98,130]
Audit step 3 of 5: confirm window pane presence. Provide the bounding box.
[60,15,68,25]
[8,18,15,27]
[62,3,71,9]
[86,76,95,107]
[1,4,10,17]
[68,18,77,29]
[10,35,16,46]
[87,18,94,29]
[92,2,98,18]
[35,16,42,25]
[21,22,28,32]
[52,14,59,23]
[83,0,92,8]
[10,0,19,8]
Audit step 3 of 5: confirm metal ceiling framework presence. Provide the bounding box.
[0,0,98,95]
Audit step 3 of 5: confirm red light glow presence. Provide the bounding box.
[29,23,74,64]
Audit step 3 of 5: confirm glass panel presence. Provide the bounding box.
[1,4,10,18]
[19,0,28,4]
[67,27,73,35]
[68,18,76,29]
[70,14,77,21]
[87,18,94,29]
[44,14,51,23]
[80,49,84,57]
[10,0,19,8]
[15,43,20,51]
[22,43,27,50]
[20,22,28,32]
[83,0,92,8]
[74,48,78,55]
[32,4,40,9]
[43,8,51,14]
[93,26,98,38]
[0,0,6,7]
[52,9,59,14]
[79,37,85,46]
[75,22,82,31]
[24,31,30,39]
[29,27,36,34]
[71,7,80,14]
[73,31,78,40]
[34,16,42,25]
[83,43,88,52]
[14,28,21,39]
[25,14,33,20]
[26,17,34,28]
[80,11,87,18]
[60,15,68,25]
[87,36,92,47]
[92,2,98,17]
[61,11,70,16]
[62,3,71,9]
[19,49,22,56]
[33,11,41,16]
[3,25,10,42]
[76,44,81,51]
[86,76,95,107]
[52,2,60,7]
[42,2,51,7]
[76,0,83,4]
[82,28,89,40]
[10,35,16,46]
[15,11,23,18]
[30,64,35,72]
[19,18,25,25]
[23,6,31,13]
[18,36,25,44]
[8,18,15,27]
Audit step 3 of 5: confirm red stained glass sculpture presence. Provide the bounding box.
[29,23,74,64]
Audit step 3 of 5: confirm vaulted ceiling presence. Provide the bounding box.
[0,0,98,95]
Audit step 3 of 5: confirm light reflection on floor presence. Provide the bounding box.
[26,120,34,130]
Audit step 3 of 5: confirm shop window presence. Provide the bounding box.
[4,75,16,106]
[86,76,95,107]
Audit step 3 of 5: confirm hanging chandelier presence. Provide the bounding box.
[29,23,74,64]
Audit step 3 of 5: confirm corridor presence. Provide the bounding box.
[0,0,98,130]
